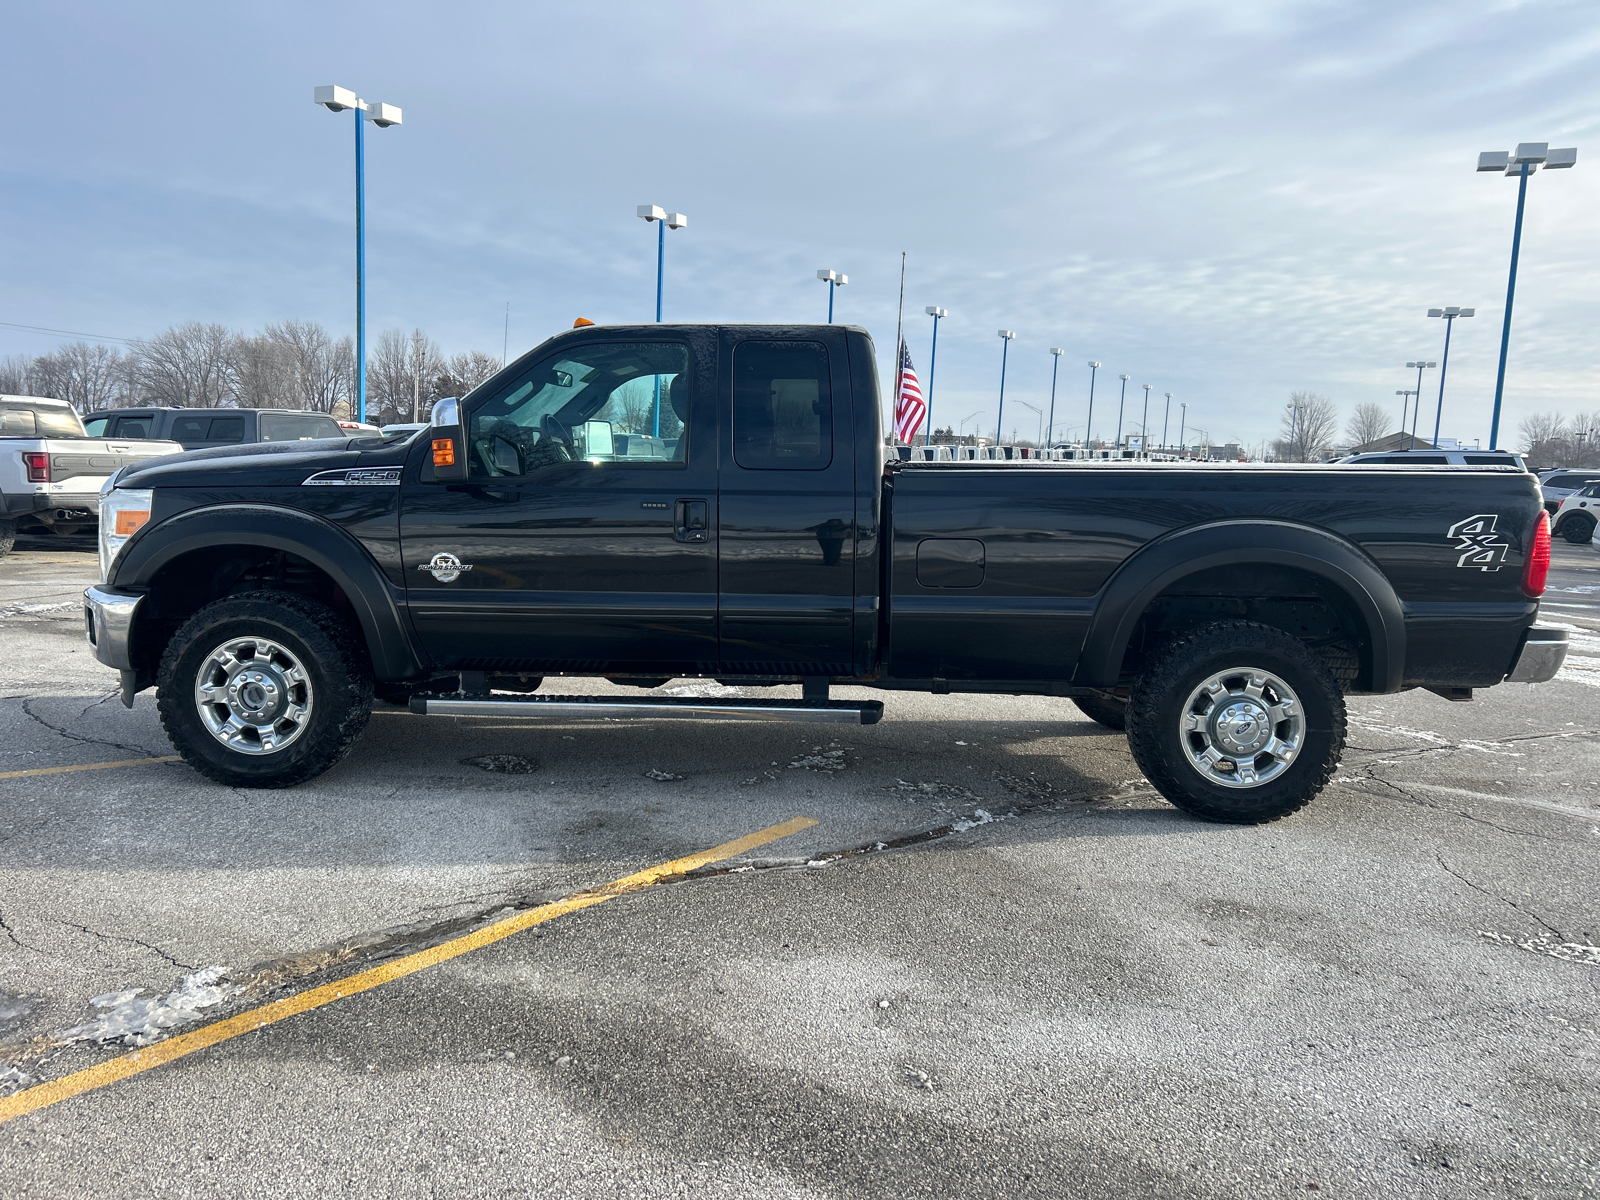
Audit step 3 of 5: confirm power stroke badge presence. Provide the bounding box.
[1448,514,1509,571]
[418,552,473,583]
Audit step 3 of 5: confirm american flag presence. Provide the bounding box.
[893,340,925,444]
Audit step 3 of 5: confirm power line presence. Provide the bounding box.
[0,321,135,346]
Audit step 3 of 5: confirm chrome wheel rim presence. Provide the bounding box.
[1180,666,1303,789]
[193,636,314,755]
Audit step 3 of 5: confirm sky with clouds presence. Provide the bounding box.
[4,0,1598,449]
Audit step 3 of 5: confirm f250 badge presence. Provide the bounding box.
[418,552,473,583]
[1448,514,1508,571]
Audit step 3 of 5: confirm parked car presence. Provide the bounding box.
[1338,448,1527,468]
[85,322,1564,824]
[1550,483,1600,544]
[82,407,344,450]
[1536,468,1600,515]
[337,420,381,434]
[1,395,182,561]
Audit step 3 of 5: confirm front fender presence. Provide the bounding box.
[1071,519,1406,692]
[113,503,426,681]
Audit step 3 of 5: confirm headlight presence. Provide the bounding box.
[98,488,153,584]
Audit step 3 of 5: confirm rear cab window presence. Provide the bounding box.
[0,405,84,438]
[733,340,833,470]
[260,413,342,441]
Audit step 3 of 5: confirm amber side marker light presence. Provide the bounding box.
[432,439,456,467]
[1521,510,1551,598]
[114,510,150,537]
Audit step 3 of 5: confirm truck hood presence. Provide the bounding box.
[113,434,416,489]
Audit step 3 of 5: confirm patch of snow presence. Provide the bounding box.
[1349,719,1451,745]
[788,745,848,772]
[1480,931,1600,967]
[951,808,995,832]
[0,1065,35,1094]
[643,768,685,781]
[61,967,238,1047]
[0,601,79,618]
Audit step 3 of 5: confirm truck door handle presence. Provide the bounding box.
[674,498,709,543]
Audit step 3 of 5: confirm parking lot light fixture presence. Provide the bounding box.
[1047,348,1062,445]
[1140,384,1152,445]
[818,270,847,323]
[1085,362,1100,447]
[1179,401,1187,458]
[639,206,688,324]
[996,331,1015,443]
[1116,374,1130,448]
[315,85,403,424]
[1161,392,1173,450]
[1403,361,1436,450]
[1427,310,1473,449]
[1479,141,1576,448]
[924,307,947,445]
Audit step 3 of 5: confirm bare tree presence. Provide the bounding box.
[265,320,350,413]
[1518,411,1565,451]
[1346,402,1389,449]
[134,322,236,408]
[366,330,412,424]
[0,354,35,395]
[1277,391,1339,461]
[432,351,501,409]
[28,342,132,411]
[229,334,297,409]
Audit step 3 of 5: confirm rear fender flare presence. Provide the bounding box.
[1072,519,1406,692]
[113,503,424,681]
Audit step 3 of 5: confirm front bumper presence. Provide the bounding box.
[84,585,142,672]
[1506,627,1569,684]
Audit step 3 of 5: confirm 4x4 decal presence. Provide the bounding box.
[1448,514,1508,571]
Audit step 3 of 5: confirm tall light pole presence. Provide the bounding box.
[1427,308,1474,450]
[1395,389,1416,446]
[924,306,946,445]
[1288,399,1306,461]
[817,270,848,323]
[1179,402,1188,458]
[1403,360,1435,450]
[639,206,689,322]
[1162,392,1172,450]
[960,410,984,437]
[638,205,688,435]
[1017,401,1044,445]
[1477,142,1576,449]
[314,86,402,425]
[996,330,1015,444]
[1085,362,1101,447]
[1115,374,1130,450]
[1140,383,1152,448]
[1046,348,1062,445]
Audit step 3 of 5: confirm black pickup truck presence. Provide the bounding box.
[85,323,1567,823]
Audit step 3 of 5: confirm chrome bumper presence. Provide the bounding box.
[1506,627,1568,684]
[84,585,142,672]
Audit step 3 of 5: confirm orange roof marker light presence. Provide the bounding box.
[573,317,595,328]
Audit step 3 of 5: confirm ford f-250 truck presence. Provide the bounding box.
[1,394,183,561]
[84,323,1567,823]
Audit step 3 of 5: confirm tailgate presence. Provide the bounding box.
[36,440,185,498]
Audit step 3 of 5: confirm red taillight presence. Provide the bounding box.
[1522,510,1551,598]
[23,452,49,483]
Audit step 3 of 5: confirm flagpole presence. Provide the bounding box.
[893,251,906,442]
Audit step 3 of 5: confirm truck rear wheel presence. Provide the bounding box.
[157,591,373,788]
[1126,620,1345,824]
[1071,692,1127,730]
[0,518,13,561]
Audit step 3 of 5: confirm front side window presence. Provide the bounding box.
[733,340,832,470]
[467,342,690,478]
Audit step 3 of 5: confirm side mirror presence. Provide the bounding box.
[427,397,468,482]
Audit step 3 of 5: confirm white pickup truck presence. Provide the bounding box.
[0,394,182,561]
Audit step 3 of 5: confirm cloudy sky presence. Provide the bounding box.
[4,0,1598,449]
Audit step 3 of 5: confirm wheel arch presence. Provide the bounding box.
[1071,519,1406,693]
[114,504,425,682]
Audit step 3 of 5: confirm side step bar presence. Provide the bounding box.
[408,693,883,726]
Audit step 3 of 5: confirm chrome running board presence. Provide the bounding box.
[408,693,882,725]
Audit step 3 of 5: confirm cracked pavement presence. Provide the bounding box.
[1,543,1597,1198]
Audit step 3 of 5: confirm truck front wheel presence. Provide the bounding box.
[156,591,373,788]
[1126,620,1345,824]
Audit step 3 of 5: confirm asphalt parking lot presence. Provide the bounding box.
[1,540,1597,1198]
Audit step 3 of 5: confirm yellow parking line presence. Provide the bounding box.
[0,815,818,1125]
[0,756,181,781]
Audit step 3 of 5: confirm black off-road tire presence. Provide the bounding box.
[1071,692,1127,730]
[1126,620,1346,825]
[0,518,14,561]
[157,591,373,788]
[1560,513,1595,545]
